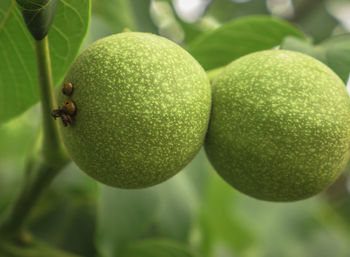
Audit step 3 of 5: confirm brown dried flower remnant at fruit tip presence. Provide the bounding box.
[62,82,73,96]
[52,82,76,127]
[51,99,77,127]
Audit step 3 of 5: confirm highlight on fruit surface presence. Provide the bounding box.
[56,32,211,189]
[205,49,350,202]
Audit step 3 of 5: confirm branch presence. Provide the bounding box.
[35,36,67,164]
[0,36,69,237]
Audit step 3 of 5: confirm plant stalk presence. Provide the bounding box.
[0,36,69,237]
[35,36,65,163]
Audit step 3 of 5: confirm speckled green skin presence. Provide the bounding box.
[205,50,350,202]
[57,32,211,188]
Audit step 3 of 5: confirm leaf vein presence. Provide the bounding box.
[60,0,85,26]
[12,8,35,51]
[0,1,16,35]
[51,24,71,60]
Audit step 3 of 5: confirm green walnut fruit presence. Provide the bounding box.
[56,32,211,188]
[205,49,350,202]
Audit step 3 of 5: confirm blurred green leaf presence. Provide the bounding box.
[178,17,220,46]
[176,0,269,46]
[92,0,156,34]
[121,239,196,257]
[151,169,198,242]
[144,153,210,242]
[30,195,97,257]
[192,167,350,257]
[196,172,256,257]
[194,167,350,257]
[29,164,98,257]
[321,35,350,83]
[95,157,206,257]
[0,0,90,124]
[204,0,237,22]
[96,186,160,257]
[92,0,135,32]
[0,238,83,257]
[281,36,326,62]
[16,0,59,40]
[149,0,184,43]
[0,106,40,216]
[205,0,268,23]
[295,0,338,43]
[281,34,350,83]
[182,150,211,202]
[129,0,157,33]
[188,16,306,71]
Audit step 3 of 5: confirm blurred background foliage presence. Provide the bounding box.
[1,0,350,256]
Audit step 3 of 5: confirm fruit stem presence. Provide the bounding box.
[0,36,69,237]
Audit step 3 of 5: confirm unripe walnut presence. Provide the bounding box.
[56,32,211,188]
[205,50,350,202]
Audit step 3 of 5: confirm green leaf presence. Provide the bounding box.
[321,35,350,84]
[150,170,198,242]
[29,163,98,257]
[281,34,350,83]
[16,0,59,40]
[95,165,203,257]
[196,172,257,257]
[121,239,196,257]
[204,0,269,23]
[96,186,160,257]
[188,16,306,70]
[0,107,40,216]
[281,36,327,63]
[129,0,157,33]
[91,0,156,33]
[0,0,90,124]
[296,1,338,44]
[92,0,136,32]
